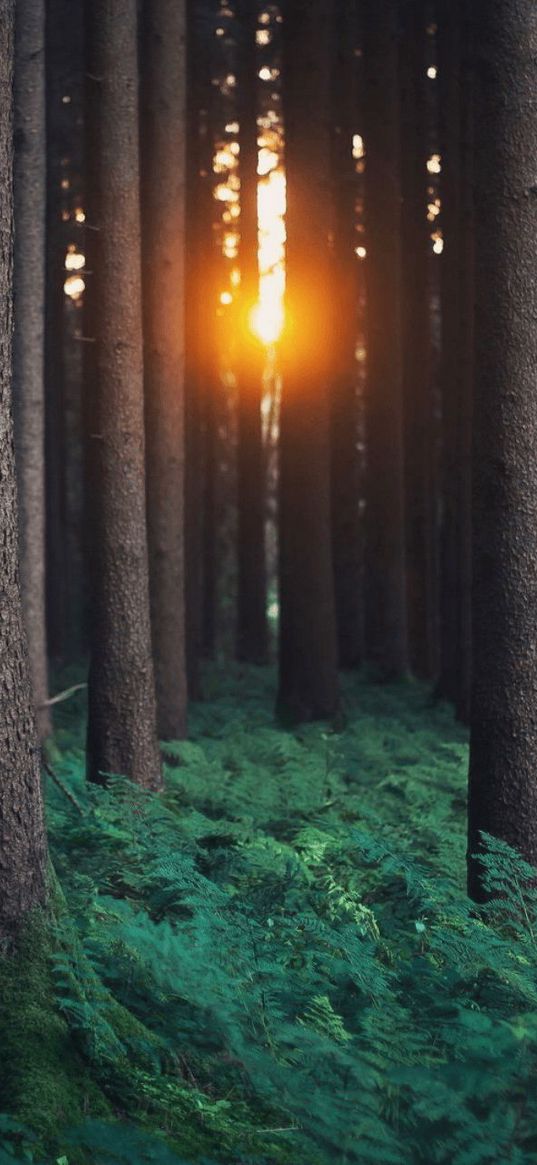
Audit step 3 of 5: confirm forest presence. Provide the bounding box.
[1,0,537,1162]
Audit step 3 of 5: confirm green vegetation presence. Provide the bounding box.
[2,668,537,1164]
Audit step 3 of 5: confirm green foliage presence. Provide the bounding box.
[4,668,537,1163]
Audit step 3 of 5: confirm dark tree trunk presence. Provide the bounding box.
[400,0,438,681]
[330,0,364,670]
[44,0,69,663]
[0,0,48,944]
[85,0,161,789]
[141,0,188,741]
[13,0,50,738]
[184,0,208,699]
[437,0,474,720]
[468,0,537,897]
[235,0,268,665]
[362,0,408,679]
[277,0,339,723]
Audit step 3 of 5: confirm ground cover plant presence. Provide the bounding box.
[2,667,537,1165]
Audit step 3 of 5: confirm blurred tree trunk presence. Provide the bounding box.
[235,0,268,665]
[330,0,364,670]
[468,0,537,897]
[13,0,50,738]
[437,0,473,720]
[141,0,188,741]
[400,0,438,681]
[184,0,209,697]
[363,0,408,679]
[0,0,48,944]
[277,0,339,723]
[85,0,161,789]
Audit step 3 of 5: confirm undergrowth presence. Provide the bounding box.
[2,666,537,1164]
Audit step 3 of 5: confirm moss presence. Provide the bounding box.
[0,910,111,1150]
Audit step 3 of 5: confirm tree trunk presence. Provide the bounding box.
[362,0,408,679]
[0,0,48,944]
[277,0,339,723]
[235,0,268,665]
[85,0,161,789]
[437,0,474,720]
[400,0,438,681]
[330,0,364,670]
[468,0,537,897]
[140,0,188,741]
[12,0,50,738]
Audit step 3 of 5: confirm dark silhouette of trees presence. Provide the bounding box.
[362,0,408,679]
[141,0,188,741]
[85,0,161,788]
[235,0,268,665]
[277,0,339,723]
[468,0,537,897]
[330,0,364,670]
[400,0,438,681]
[13,0,50,737]
[0,0,48,943]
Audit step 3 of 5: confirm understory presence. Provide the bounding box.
[2,667,537,1165]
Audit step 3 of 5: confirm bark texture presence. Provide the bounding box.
[141,0,188,741]
[363,0,408,678]
[13,0,50,738]
[330,0,364,670]
[0,1,48,943]
[468,0,537,897]
[277,0,339,722]
[236,0,268,664]
[85,0,161,789]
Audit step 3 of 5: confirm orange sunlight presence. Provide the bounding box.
[213,121,286,348]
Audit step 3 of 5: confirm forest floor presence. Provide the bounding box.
[2,667,537,1165]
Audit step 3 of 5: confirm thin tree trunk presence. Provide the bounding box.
[400,0,438,681]
[13,0,50,738]
[363,0,408,679]
[85,0,161,789]
[235,0,268,664]
[141,0,188,741]
[0,0,48,944]
[44,0,68,664]
[330,0,364,670]
[468,0,537,897]
[277,0,339,723]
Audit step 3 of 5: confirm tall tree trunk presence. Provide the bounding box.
[363,0,408,679]
[235,0,268,665]
[141,0,188,741]
[0,0,48,944]
[44,0,68,663]
[277,0,339,723]
[13,0,50,738]
[468,0,537,898]
[330,0,364,670]
[184,0,208,699]
[400,0,438,681]
[437,0,474,719]
[85,0,161,790]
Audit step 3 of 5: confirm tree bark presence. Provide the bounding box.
[468,0,537,897]
[235,0,268,665]
[400,0,438,681]
[12,0,50,738]
[362,0,408,679]
[140,0,188,741]
[277,0,339,723]
[0,0,48,944]
[85,0,161,789]
[330,0,364,670]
